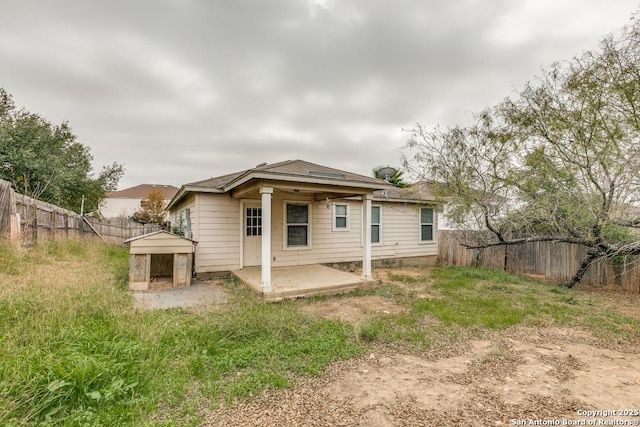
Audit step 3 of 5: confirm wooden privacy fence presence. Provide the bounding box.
[0,179,162,246]
[438,230,640,293]
[83,217,163,246]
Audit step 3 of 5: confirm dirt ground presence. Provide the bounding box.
[202,270,640,427]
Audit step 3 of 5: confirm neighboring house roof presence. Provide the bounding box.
[106,184,179,199]
[168,160,398,210]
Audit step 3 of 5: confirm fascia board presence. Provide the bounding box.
[223,172,389,192]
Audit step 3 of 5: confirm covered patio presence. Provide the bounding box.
[217,161,391,299]
[233,264,379,301]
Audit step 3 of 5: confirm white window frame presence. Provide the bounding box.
[371,205,382,245]
[245,206,262,237]
[361,203,383,246]
[283,201,312,250]
[419,206,435,243]
[332,203,350,231]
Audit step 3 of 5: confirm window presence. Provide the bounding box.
[246,207,262,236]
[371,206,381,244]
[184,208,192,239]
[333,204,348,231]
[420,207,434,242]
[285,203,310,247]
[174,210,186,236]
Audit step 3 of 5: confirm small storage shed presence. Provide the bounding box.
[125,231,196,291]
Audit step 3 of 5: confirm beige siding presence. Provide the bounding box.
[270,194,437,267]
[195,193,241,271]
[179,190,437,274]
[374,203,438,259]
[170,194,197,239]
[128,232,194,254]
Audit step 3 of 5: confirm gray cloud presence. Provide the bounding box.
[0,0,637,188]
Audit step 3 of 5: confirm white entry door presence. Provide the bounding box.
[243,203,262,267]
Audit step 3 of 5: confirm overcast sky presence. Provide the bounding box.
[1,0,637,189]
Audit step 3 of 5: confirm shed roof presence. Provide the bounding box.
[124,230,196,244]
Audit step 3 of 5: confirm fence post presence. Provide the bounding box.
[32,204,38,243]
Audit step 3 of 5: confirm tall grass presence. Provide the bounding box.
[0,239,147,426]
[0,239,362,426]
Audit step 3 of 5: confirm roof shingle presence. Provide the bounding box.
[184,159,385,189]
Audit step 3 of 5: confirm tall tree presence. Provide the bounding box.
[132,189,167,224]
[0,88,123,213]
[404,20,640,287]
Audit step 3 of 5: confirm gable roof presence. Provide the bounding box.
[167,160,393,209]
[106,184,179,199]
[186,160,385,190]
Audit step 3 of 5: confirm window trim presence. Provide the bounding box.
[361,203,383,247]
[371,204,382,246]
[419,206,435,243]
[283,201,312,250]
[332,203,350,231]
[245,206,262,237]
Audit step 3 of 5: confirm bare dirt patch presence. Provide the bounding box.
[203,326,640,426]
[201,269,640,427]
[299,295,404,324]
[377,268,434,290]
[298,267,434,324]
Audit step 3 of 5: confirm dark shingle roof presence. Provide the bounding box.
[184,160,386,189]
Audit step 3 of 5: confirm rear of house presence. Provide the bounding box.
[167,160,440,287]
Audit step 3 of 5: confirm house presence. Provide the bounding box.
[166,160,441,297]
[100,184,179,218]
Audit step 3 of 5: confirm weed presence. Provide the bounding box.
[387,273,430,284]
[0,242,34,275]
[561,296,580,305]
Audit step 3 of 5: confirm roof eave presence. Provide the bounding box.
[223,172,390,192]
[166,185,225,211]
[372,197,442,204]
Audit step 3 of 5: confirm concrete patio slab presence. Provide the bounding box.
[132,280,229,310]
[232,265,379,300]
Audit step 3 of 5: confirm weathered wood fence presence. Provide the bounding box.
[438,230,640,293]
[0,179,162,246]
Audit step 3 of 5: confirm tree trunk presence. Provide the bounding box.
[563,250,600,288]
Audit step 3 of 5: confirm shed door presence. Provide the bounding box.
[243,203,262,267]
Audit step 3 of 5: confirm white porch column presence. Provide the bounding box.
[260,187,273,293]
[362,193,373,281]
